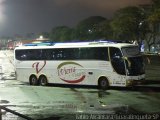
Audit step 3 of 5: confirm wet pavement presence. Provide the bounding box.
[0,50,160,120]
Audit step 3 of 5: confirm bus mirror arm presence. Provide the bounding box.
[123,57,131,67]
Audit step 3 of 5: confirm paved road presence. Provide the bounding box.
[145,54,160,81]
[0,50,160,120]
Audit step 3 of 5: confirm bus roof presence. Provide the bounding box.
[15,41,137,50]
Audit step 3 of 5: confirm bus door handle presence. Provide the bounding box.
[88,72,93,75]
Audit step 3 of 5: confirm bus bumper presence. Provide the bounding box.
[126,79,145,86]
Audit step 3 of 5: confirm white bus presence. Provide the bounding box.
[14,41,145,89]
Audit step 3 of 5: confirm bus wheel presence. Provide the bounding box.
[98,77,109,90]
[29,75,38,86]
[39,75,48,86]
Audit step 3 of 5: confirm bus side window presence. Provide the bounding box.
[52,49,63,60]
[28,49,42,60]
[79,48,90,60]
[52,51,57,60]
[66,48,78,60]
[72,48,79,60]
[96,47,109,61]
[57,50,63,59]
[110,47,125,75]
[16,50,27,60]
[42,49,52,60]
[110,48,122,59]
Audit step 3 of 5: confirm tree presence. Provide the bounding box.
[41,32,50,38]
[74,16,106,40]
[97,20,113,40]
[152,0,160,9]
[145,0,160,51]
[49,26,73,42]
[110,6,147,43]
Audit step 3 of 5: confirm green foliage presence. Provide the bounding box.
[145,0,160,51]
[152,0,160,10]
[111,6,146,42]
[47,0,160,48]
[148,9,160,24]
[49,26,73,42]
[97,20,113,39]
[74,16,107,40]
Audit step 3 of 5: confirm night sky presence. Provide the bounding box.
[0,0,151,37]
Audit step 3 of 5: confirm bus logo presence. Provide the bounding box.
[57,62,86,83]
[32,61,46,74]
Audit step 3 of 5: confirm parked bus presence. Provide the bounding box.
[14,41,145,89]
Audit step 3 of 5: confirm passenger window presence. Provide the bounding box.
[110,47,125,75]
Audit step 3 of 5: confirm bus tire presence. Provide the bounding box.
[39,75,48,86]
[29,75,38,86]
[98,77,109,90]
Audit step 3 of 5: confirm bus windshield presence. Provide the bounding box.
[110,46,145,76]
[110,47,126,75]
[121,46,140,57]
[121,46,145,76]
[125,56,145,76]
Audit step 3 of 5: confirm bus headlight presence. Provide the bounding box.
[126,80,133,86]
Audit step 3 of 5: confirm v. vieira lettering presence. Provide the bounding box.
[57,62,86,83]
[58,67,76,76]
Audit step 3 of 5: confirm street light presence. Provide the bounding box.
[138,21,145,51]
[88,29,92,33]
